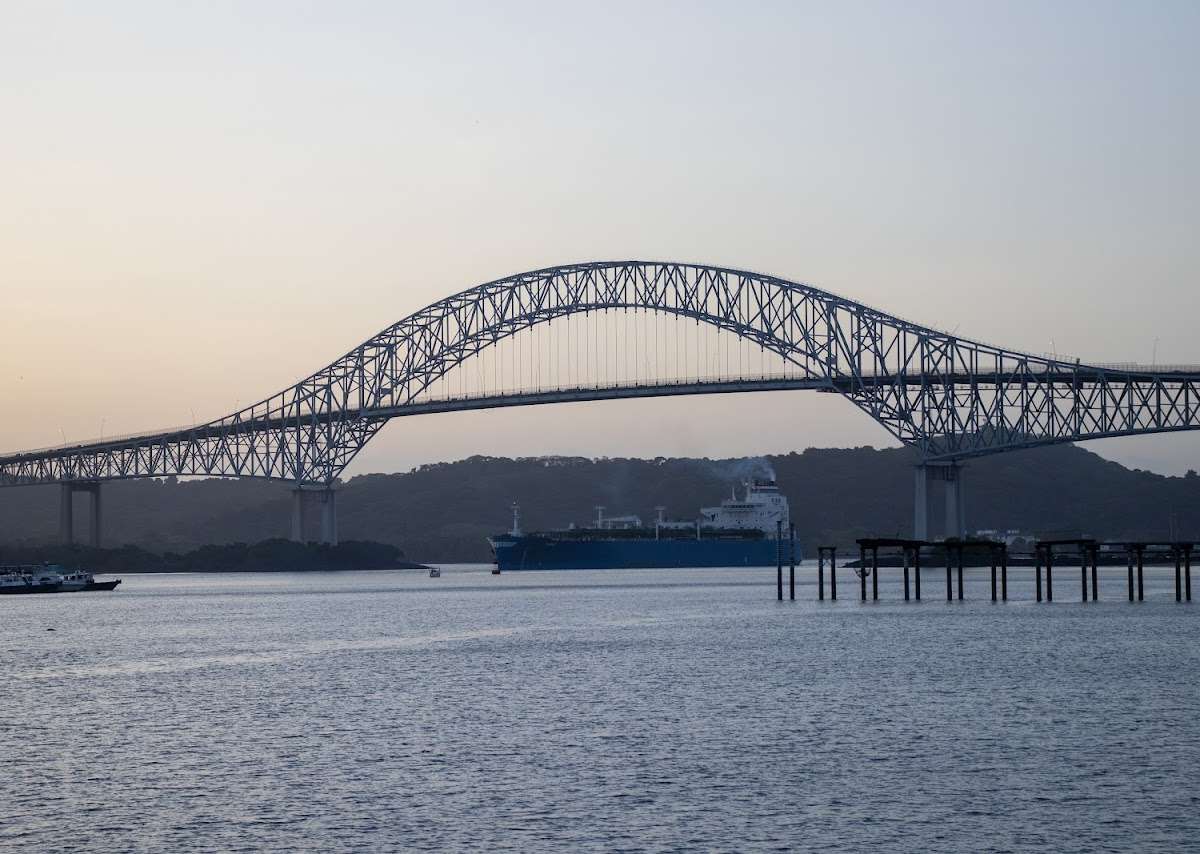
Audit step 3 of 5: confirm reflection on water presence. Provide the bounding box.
[2,564,1198,852]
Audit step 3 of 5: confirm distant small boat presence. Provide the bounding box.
[428,567,442,578]
[0,565,122,594]
[1,571,60,595]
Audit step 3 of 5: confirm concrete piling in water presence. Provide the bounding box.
[788,523,795,601]
[1090,546,1098,602]
[830,548,837,600]
[1001,546,1008,601]
[871,547,879,601]
[776,521,783,602]
[1081,548,1089,603]
[1127,549,1135,602]
[859,546,867,602]
[903,548,911,601]
[1137,546,1145,602]
[818,549,825,601]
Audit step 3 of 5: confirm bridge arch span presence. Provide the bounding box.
[2,261,1199,490]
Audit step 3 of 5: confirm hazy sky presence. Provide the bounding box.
[3,1,1199,476]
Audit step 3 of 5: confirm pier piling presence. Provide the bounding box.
[871,547,879,601]
[776,521,783,602]
[1127,549,1135,602]
[1090,546,1098,602]
[1046,549,1054,602]
[1137,546,1145,602]
[830,548,837,600]
[1081,549,1089,603]
[859,546,867,602]
[818,550,825,600]
[1035,548,1043,602]
[903,548,911,601]
[788,523,795,601]
[990,549,997,602]
[1001,546,1008,601]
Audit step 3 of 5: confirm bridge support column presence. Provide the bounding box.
[290,485,338,545]
[89,484,102,548]
[291,490,304,542]
[321,489,338,547]
[917,462,965,539]
[60,484,74,545]
[59,481,102,547]
[943,463,964,540]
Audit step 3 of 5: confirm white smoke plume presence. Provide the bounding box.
[710,457,776,484]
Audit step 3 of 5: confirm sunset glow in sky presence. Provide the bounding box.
[3,1,1198,474]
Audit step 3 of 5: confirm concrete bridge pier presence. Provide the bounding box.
[914,462,965,540]
[291,485,338,545]
[914,466,931,540]
[59,481,102,547]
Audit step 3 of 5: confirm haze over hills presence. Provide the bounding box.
[1,445,1197,562]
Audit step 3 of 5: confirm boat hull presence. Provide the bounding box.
[490,535,795,571]
[0,583,63,595]
[84,580,121,591]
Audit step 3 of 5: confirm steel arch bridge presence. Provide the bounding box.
[3,261,1198,541]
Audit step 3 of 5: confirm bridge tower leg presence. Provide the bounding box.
[291,489,304,542]
[60,483,74,545]
[290,485,338,545]
[88,483,102,548]
[60,481,102,547]
[943,462,964,540]
[320,489,338,547]
[916,463,965,539]
[914,465,931,540]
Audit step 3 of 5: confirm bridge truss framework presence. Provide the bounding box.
[3,261,1198,544]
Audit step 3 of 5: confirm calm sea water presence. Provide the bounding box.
[3,564,1198,853]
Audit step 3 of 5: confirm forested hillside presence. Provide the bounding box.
[1,445,1197,561]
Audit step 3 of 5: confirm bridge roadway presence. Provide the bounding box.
[3,260,1199,546]
[9,363,1198,467]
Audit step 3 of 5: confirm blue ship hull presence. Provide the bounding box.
[490,535,795,571]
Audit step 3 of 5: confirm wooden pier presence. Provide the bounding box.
[794,537,1191,604]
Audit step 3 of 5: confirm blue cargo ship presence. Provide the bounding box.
[488,480,795,571]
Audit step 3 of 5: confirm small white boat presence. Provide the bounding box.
[428,567,442,578]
